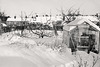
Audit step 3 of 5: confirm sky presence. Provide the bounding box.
[0,0,100,17]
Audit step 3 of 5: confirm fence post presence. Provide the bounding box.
[0,19,2,35]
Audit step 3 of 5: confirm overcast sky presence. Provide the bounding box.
[0,0,100,17]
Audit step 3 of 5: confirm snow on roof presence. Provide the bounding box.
[63,18,100,31]
[66,19,82,26]
[7,16,62,23]
[7,18,22,21]
[76,16,99,22]
[1,23,7,27]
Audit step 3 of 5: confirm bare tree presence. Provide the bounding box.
[58,7,81,24]
[52,7,81,37]
[18,11,53,38]
[18,11,33,37]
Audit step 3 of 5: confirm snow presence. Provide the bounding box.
[0,31,100,67]
[0,56,38,67]
[0,31,76,67]
[1,23,7,27]
[74,51,100,67]
[76,16,99,22]
[0,46,20,56]
[7,18,22,21]
[7,16,62,24]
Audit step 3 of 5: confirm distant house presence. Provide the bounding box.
[63,18,100,51]
[7,18,29,26]
[0,16,10,24]
[0,16,10,34]
[6,15,62,26]
[0,16,10,26]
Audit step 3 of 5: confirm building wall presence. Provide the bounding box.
[95,31,99,51]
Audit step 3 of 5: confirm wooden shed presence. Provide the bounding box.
[63,18,100,51]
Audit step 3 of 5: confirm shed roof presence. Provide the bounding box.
[63,18,100,31]
[76,16,99,22]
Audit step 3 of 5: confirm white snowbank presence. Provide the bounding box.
[0,31,76,67]
[0,56,38,67]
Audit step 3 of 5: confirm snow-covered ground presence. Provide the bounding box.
[0,31,100,67]
[0,31,75,67]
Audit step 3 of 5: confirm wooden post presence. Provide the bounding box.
[67,31,70,47]
[63,25,70,47]
[98,21,100,53]
[0,18,2,35]
[67,26,70,47]
[99,31,100,53]
[95,31,99,53]
[76,26,79,47]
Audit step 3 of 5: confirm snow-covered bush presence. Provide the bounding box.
[74,52,100,67]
